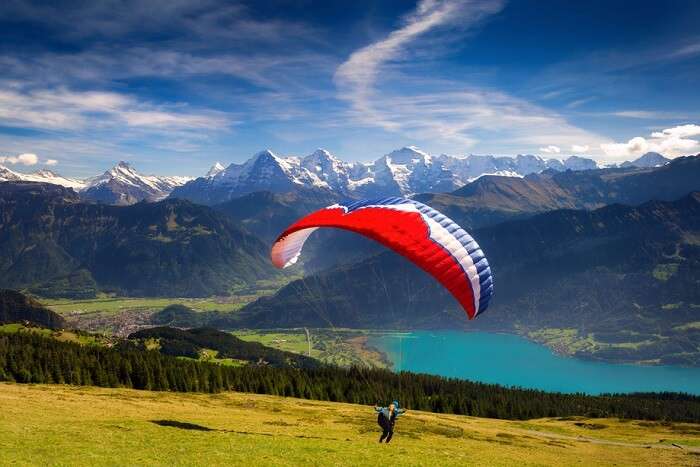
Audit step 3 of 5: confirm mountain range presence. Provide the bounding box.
[217,155,700,275]
[417,154,699,231]
[0,161,191,206]
[0,165,85,190]
[1,148,673,206]
[170,147,616,204]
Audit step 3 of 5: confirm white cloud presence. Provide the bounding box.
[600,137,648,157]
[650,124,700,139]
[600,124,700,159]
[0,153,38,166]
[571,144,589,153]
[540,145,561,154]
[45,159,58,166]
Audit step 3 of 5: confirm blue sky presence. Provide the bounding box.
[0,0,699,177]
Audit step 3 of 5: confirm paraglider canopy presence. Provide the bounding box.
[271,197,493,319]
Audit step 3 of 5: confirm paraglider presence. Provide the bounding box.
[270,197,493,319]
[374,400,406,443]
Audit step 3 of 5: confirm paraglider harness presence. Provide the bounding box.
[375,400,406,443]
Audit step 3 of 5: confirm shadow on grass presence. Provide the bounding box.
[151,420,215,431]
[150,419,340,441]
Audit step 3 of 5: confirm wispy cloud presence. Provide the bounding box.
[669,40,700,59]
[0,87,229,132]
[335,0,505,131]
[566,97,596,109]
[334,0,605,154]
[611,110,666,119]
[0,0,335,171]
[1,1,320,47]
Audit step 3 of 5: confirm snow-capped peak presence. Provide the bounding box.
[252,149,278,162]
[206,162,225,178]
[304,148,341,166]
[89,161,148,188]
[82,161,191,205]
[0,164,21,181]
[310,148,333,158]
[300,149,350,191]
[302,149,344,172]
[384,146,431,165]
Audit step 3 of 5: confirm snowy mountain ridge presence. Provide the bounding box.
[0,165,86,190]
[173,146,611,203]
[1,149,672,205]
[80,161,192,205]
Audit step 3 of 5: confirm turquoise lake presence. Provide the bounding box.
[367,331,700,395]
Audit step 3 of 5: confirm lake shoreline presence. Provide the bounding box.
[357,327,700,369]
[363,330,700,395]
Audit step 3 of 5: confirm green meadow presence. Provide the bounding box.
[1,383,698,466]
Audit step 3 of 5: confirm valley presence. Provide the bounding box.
[1,154,699,372]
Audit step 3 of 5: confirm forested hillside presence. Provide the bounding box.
[129,326,320,369]
[0,289,65,329]
[0,182,275,297]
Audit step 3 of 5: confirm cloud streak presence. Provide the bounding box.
[334,0,605,154]
[0,87,229,132]
[335,0,504,130]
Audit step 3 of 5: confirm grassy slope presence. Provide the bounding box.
[1,384,698,466]
[0,323,107,345]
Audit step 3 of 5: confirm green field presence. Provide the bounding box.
[233,329,391,368]
[43,295,248,315]
[0,383,698,466]
[41,275,303,316]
